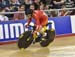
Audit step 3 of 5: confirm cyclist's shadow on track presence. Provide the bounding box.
[10,47,50,57]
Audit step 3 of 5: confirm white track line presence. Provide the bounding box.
[50,46,75,50]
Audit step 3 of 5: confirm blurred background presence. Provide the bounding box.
[0,0,75,21]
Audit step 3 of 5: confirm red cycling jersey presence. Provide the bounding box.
[27,10,48,31]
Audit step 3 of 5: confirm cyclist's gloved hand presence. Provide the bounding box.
[25,24,29,28]
[24,24,29,28]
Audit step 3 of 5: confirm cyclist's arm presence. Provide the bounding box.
[35,17,40,31]
[27,18,32,25]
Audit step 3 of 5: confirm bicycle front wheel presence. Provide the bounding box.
[18,31,33,49]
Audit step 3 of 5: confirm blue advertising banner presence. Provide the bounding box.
[0,16,72,42]
[0,20,27,41]
[49,16,72,35]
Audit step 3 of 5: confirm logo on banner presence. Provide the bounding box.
[0,20,55,40]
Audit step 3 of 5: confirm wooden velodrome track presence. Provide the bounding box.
[0,35,75,57]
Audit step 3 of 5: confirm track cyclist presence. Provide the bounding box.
[25,9,48,38]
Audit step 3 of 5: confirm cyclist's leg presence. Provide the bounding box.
[39,19,48,40]
[40,18,48,33]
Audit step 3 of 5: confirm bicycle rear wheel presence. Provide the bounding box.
[40,29,55,47]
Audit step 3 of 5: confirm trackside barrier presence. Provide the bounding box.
[0,7,75,19]
[0,16,75,42]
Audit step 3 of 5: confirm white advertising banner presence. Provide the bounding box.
[70,15,75,33]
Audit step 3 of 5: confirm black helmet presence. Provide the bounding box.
[25,9,33,15]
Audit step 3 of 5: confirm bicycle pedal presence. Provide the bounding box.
[42,33,47,38]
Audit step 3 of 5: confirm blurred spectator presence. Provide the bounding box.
[22,0,32,11]
[33,0,40,10]
[40,0,47,5]
[71,0,75,7]
[9,0,20,12]
[30,4,35,10]
[25,0,33,4]
[51,0,65,9]
[64,0,74,8]
[0,14,9,21]
[59,10,69,16]
[4,6,10,12]
[3,5,18,20]
[2,0,10,6]
[70,10,75,15]
[10,6,18,12]
[0,0,75,20]
[19,0,24,4]
[0,7,9,21]
[59,5,72,16]
[44,5,51,17]
[13,4,25,20]
[45,5,50,10]
[0,0,3,7]
[9,0,20,5]
[50,11,57,17]
[40,4,44,10]
[45,0,52,5]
